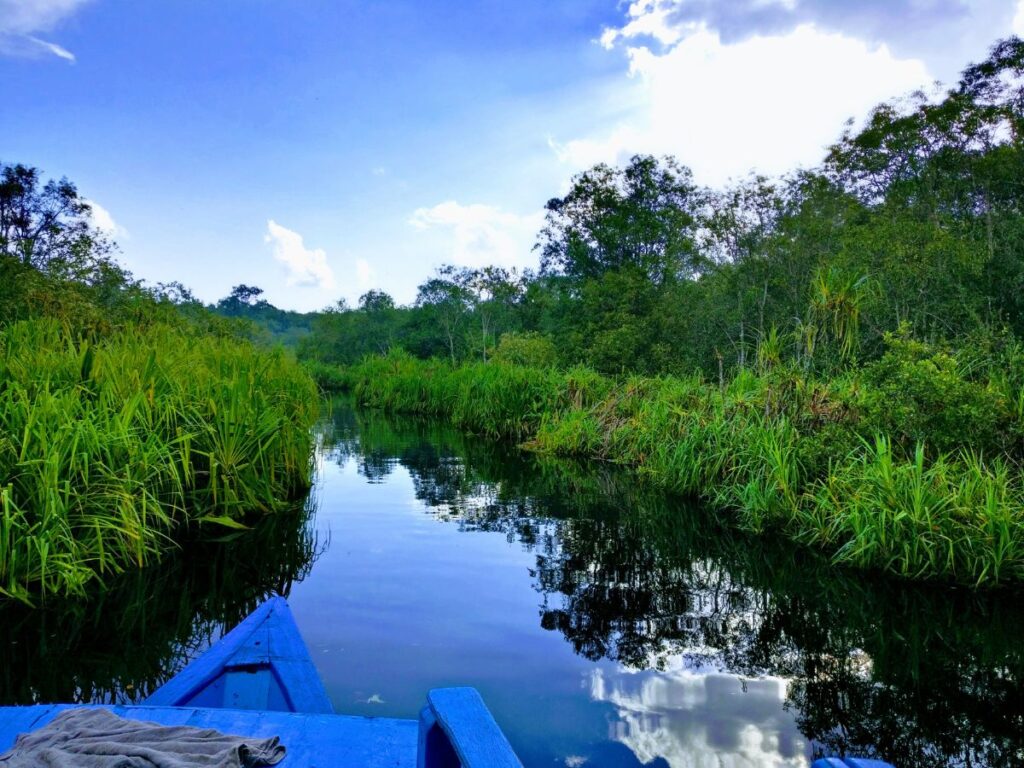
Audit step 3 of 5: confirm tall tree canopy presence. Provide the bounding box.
[0,163,110,275]
[538,154,702,285]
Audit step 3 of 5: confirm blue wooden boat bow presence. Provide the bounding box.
[0,597,522,767]
[143,597,334,714]
[0,596,895,767]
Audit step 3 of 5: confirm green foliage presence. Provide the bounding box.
[303,360,349,392]
[350,351,596,440]
[211,284,314,348]
[0,319,319,601]
[859,333,1010,455]
[803,439,1024,584]
[11,37,1024,597]
[805,267,871,367]
[322,41,1024,588]
[0,162,110,272]
[491,331,557,368]
[538,154,702,284]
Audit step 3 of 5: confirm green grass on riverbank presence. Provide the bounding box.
[0,319,319,601]
[338,349,1024,587]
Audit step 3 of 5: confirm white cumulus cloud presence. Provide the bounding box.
[0,0,90,61]
[265,219,335,290]
[84,198,128,239]
[555,5,933,186]
[590,660,807,768]
[355,258,375,292]
[408,201,543,269]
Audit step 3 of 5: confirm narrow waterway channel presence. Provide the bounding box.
[1,401,1021,767]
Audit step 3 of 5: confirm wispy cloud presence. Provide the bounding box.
[0,0,90,61]
[26,35,75,61]
[409,201,543,269]
[265,219,335,290]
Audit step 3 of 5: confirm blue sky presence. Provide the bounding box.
[3,0,1024,311]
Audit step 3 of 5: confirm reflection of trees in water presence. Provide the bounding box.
[0,501,322,706]
[333,402,1024,768]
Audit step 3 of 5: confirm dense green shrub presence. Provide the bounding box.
[492,332,558,368]
[303,359,349,392]
[859,335,1010,456]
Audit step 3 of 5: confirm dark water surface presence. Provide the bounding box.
[1,402,1022,767]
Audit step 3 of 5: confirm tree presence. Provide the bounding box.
[358,290,398,355]
[0,162,114,274]
[700,175,787,369]
[538,154,702,285]
[358,289,395,313]
[216,284,267,316]
[822,37,1024,338]
[415,266,473,364]
[463,266,523,362]
[0,162,138,329]
[150,281,199,305]
[299,36,1024,378]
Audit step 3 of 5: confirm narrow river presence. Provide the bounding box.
[1,401,1021,767]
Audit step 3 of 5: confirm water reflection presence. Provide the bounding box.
[0,501,321,705]
[591,662,805,768]
[325,403,1024,768]
[2,402,1019,768]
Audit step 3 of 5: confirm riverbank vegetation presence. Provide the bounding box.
[311,39,1024,586]
[0,163,318,602]
[344,350,1024,586]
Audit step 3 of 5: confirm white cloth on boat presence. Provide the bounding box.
[0,708,285,768]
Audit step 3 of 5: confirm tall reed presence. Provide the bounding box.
[0,319,319,601]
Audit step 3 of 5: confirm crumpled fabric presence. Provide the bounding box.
[0,708,286,768]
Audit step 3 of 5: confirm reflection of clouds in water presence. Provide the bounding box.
[590,657,808,768]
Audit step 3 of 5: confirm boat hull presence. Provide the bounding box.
[143,596,333,714]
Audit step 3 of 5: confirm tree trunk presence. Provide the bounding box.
[481,315,488,363]
[446,326,456,365]
[758,281,768,340]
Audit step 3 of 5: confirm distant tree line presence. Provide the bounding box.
[294,37,1024,377]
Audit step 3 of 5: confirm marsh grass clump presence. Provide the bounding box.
[347,351,1024,587]
[802,441,1024,584]
[351,351,607,440]
[303,359,351,392]
[0,319,319,601]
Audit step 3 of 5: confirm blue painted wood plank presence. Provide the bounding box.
[812,758,895,768]
[143,597,333,714]
[424,688,523,768]
[0,705,417,768]
[418,705,459,768]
